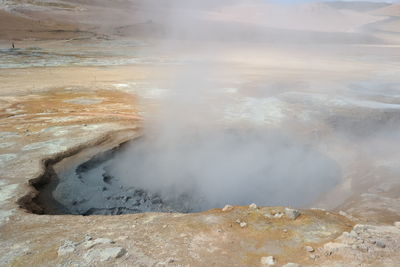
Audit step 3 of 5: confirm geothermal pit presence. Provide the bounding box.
[34,127,339,215]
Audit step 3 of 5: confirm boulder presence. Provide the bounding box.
[285,208,301,220]
[84,247,126,262]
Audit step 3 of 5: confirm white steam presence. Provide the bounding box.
[106,0,389,211]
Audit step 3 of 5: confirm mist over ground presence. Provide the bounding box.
[1,0,400,265]
[33,0,400,213]
[105,0,392,210]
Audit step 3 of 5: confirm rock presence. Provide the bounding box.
[222,205,233,212]
[84,247,126,262]
[284,208,301,220]
[260,256,276,266]
[57,240,76,256]
[394,221,400,228]
[282,263,301,267]
[264,211,284,219]
[83,237,113,249]
[305,246,314,252]
[249,203,257,209]
[240,222,247,228]
[84,234,93,241]
[264,212,273,219]
[374,240,386,248]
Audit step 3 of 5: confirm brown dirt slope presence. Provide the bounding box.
[0,9,83,41]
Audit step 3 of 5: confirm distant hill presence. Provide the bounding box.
[371,4,400,16]
[325,1,390,12]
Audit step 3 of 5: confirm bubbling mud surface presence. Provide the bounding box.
[41,128,340,215]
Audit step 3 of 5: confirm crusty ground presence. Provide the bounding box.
[1,2,400,266]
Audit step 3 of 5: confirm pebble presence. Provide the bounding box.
[249,203,257,209]
[84,234,93,241]
[305,246,314,252]
[222,205,233,212]
[284,208,301,220]
[260,256,276,266]
[240,222,247,228]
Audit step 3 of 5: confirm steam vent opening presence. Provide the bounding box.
[34,128,340,216]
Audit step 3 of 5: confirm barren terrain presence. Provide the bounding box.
[1,1,400,266]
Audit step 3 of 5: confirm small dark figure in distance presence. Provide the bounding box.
[12,42,15,49]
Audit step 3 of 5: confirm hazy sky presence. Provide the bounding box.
[272,0,399,3]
